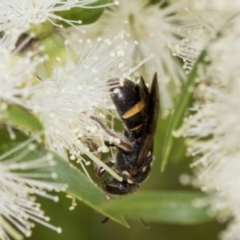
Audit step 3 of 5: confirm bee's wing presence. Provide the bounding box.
[136,73,159,166]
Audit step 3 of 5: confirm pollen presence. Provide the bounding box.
[119,78,125,86]
[113,88,120,94]
[142,166,147,172]
[127,179,134,184]
[122,171,130,176]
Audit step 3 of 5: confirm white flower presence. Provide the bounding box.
[80,0,186,114]
[169,8,224,73]
[184,0,240,13]
[0,35,42,109]
[25,38,135,179]
[181,17,240,240]
[0,0,115,34]
[0,133,65,240]
[169,22,214,73]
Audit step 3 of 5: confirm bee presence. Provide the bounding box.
[93,73,159,195]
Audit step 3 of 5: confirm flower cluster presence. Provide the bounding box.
[26,38,136,168]
[0,134,65,240]
[0,0,136,238]
[180,16,240,240]
[0,0,110,35]
[5,0,240,239]
[80,0,186,114]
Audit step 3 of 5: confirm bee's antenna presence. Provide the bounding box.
[101,217,110,224]
[140,218,149,229]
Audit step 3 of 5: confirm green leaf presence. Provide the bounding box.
[55,0,111,27]
[149,0,169,7]
[161,12,240,171]
[28,20,53,39]
[0,127,128,227]
[161,50,207,171]
[100,191,214,225]
[0,104,42,133]
[149,0,160,4]
[50,151,128,227]
[39,32,77,75]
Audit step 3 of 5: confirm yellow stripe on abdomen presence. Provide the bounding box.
[129,124,143,131]
[122,101,144,119]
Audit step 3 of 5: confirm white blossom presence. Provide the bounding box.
[25,38,137,178]
[0,35,42,109]
[169,7,224,73]
[170,23,214,73]
[180,17,240,240]
[0,0,115,35]
[0,133,65,240]
[169,0,240,74]
[79,0,186,115]
[184,0,240,13]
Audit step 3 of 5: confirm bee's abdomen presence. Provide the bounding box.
[108,79,145,135]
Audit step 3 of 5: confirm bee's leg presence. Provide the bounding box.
[91,116,133,152]
[104,141,117,148]
[95,160,115,178]
[86,138,100,153]
[84,138,116,178]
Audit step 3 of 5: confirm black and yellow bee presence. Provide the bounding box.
[94,73,159,195]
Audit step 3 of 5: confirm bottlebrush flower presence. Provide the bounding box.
[25,38,138,179]
[169,8,224,74]
[0,133,65,240]
[168,0,240,74]
[183,0,240,12]
[79,0,186,114]
[0,0,113,35]
[180,17,240,240]
[0,34,42,109]
[169,22,214,73]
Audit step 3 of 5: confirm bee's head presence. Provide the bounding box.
[102,177,139,195]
